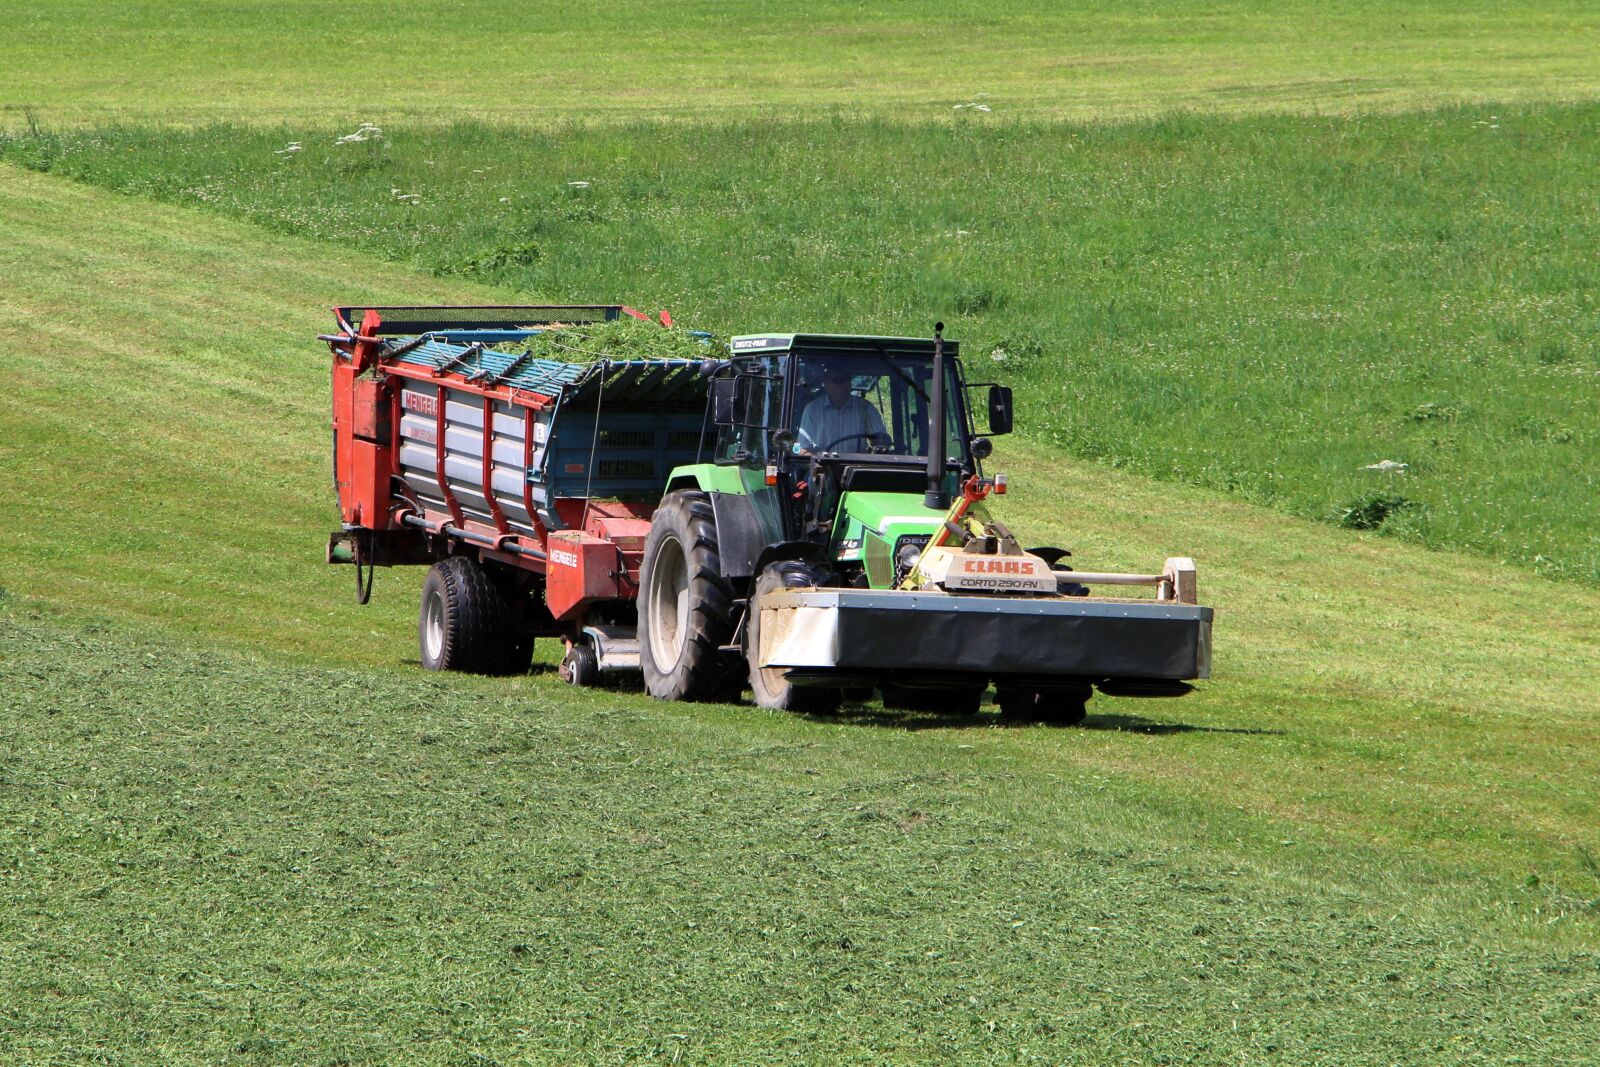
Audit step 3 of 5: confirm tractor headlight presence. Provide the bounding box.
[893,535,930,583]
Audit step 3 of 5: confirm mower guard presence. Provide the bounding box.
[758,589,1212,682]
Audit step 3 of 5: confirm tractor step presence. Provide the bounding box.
[582,624,640,672]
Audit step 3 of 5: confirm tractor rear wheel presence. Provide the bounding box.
[419,556,515,673]
[638,491,739,701]
[747,562,842,714]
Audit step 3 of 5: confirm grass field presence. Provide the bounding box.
[4,0,1599,129]
[7,1,1600,1060]
[9,103,1599,583]
[3,166,1600,1061]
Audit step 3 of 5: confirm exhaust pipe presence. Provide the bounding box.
[925,321,949,510]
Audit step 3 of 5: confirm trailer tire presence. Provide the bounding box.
[747,562,842,714]
[559,641,600,687]
[638,491,739,702]
[504,633,536,676]
[419,556,514,673]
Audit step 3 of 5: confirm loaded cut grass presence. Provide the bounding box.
[9,103,1598,583]
[510,318,713,363]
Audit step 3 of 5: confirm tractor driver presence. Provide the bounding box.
[797,366,889,453]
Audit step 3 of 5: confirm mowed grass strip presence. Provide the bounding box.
[10,104,1599,583]
[4,0,1599,129]
[3,163,1599,958]
[4,609,1598,1065]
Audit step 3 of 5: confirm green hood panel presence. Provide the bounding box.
[833,491,947,585]
[838,491,948,540]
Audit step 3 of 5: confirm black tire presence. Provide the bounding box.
[881,681,985,715]
[494,574,549,676]
[997,685,1091,725]
[747,562,842,714]
[504,633,536,675]
[419,556,514,673]
[559,641,600,686]
[1027,547,1088,597]
[637,491,739,701]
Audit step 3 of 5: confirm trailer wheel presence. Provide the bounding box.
[638,491,738,701]
[997,685,1091,726]
[747,562,842,714]
[505,633,536,676]
[559,641,600,687]
[419,556,513,673]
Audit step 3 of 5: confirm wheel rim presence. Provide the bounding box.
[424,589,446,662]
[645,533,690,669]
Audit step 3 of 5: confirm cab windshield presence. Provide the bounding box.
[793,354,966,459]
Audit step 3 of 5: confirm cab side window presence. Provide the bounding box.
[715,355,785,465]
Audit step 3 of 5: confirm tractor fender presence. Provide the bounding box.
[664,473,704,494]
[710,492,772,581]
[751,540,827,578]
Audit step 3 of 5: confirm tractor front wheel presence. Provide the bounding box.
[638,491,738,701]
[881,681,985,716]
[747,562,842,714]
[997,684,1092,726]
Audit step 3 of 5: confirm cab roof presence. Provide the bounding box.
[728,333,959,358]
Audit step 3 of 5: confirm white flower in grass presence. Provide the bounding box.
[1362,460,1408,473]
[274,142,302,156]
[335,123,383,145]
[568,180,591,189]
[390,187,421,204]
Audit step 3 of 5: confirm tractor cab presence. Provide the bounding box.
[704,332,1015,584]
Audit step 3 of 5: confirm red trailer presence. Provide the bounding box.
[324,304,716,682]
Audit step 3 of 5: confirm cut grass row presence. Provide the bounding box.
[9,104,1598,584]
[6,0,1600,129]
[3,163,1599,961]
[5,605,1599,1065]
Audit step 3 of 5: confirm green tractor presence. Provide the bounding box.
[636,325,1211,721]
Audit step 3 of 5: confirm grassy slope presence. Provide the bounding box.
[3,166,1599,1062]
[10,105,1599,584]
[6,610,1599,1066]
[3,0,1599,128]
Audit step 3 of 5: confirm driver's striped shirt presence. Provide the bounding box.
[798,395,888,451]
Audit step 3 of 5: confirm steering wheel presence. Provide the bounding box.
[823,433,879,452]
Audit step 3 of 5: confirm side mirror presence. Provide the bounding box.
[987,385,1014,436]
[711,378,739,426]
